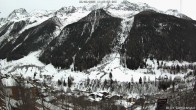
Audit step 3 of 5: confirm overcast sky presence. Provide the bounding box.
[0,0,196,20]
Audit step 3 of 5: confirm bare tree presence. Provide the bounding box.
[13,77,37,110]
[0,78,7,110]
[0,75,12,110]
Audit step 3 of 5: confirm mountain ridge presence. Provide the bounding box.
[0,1,191,23]
[0,2,196,71]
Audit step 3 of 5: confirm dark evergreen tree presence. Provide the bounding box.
[193,82,196,92]
[87,77,90,86]
[104,79,107,88]
[158,81,171,91]
[176,65,180,73]
[157,60,159,66]
[110,79,113,86]
[68,77,72,88]
[63,80,66,87]
[194,69,196,76]
[128,82,131,89]
[109,72,112,79]
[33,72,36,79]
[139,77,142,84]
[58,79,62,86]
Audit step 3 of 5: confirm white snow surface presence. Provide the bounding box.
[0,2,195,109]
[0,51,193,87]
[0,1,191,39]
[7,8,30,21]
[0,1,194,92]
[165,9,191,19]
[19,16,52,34]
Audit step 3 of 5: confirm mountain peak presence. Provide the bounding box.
[79,9,112,22]
[56,6,76,15]
[8,8,29,20]
[121,0,132,5]
[110,1,153,11]
[12,8,27,13]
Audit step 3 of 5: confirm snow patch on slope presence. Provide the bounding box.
[19,16,52,34]
[1,77,16,86]
[119,17,134,45]
[59,10,91,29]
[165,9,192,20]
[87,52,190,82]
[0,18,7,27]
[7,8,29,21]
[0,51,44,68]
[0,23,14,44]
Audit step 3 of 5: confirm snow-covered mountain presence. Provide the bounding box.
[29,9,55,18]
[0,0,195,73]
[56,6,77,16]
[165,9,192,20]
[39,9,122,70]
[0,1,190,26]
[7,8,29,21]
[111,0,153,11]
[0,18,7,26]
[0,1,196,109]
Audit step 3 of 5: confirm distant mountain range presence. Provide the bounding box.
[0,0,196,71]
